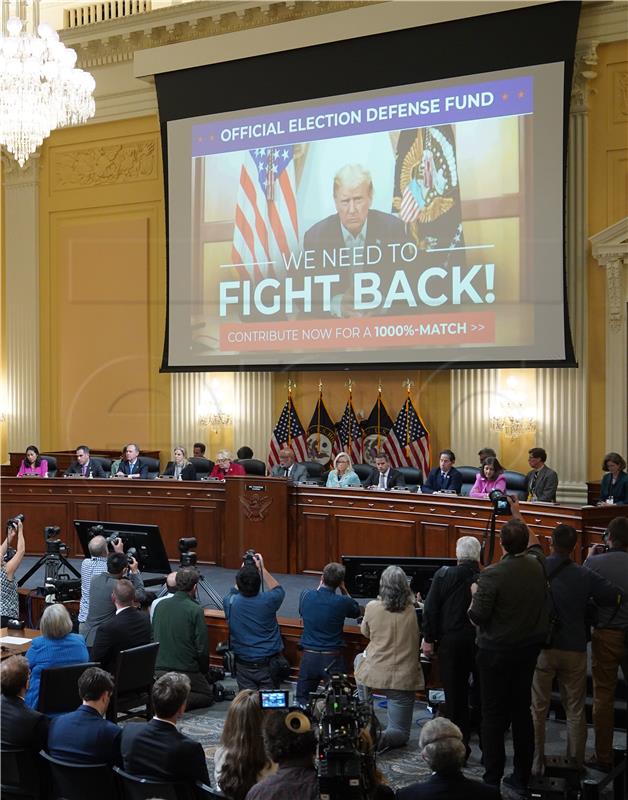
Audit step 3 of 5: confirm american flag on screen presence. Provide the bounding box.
[336,399,363,466]
[384,397,431,481]
[232,146,299,282]
[268,396,309,468]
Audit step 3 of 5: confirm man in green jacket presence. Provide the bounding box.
[152,567,213,709]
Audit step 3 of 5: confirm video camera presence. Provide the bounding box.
[44,525,69,556]
[488,489,512,516]
[44,577,81,603]
[178,537,198,567]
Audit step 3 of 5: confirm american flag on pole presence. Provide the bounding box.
[232,146,299,282]
[268,396,308,468]
[384,397,430,480]
[336,398,363,466]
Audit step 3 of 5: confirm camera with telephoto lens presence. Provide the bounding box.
[243,548,257,567]
[6,514,24,530]
[309,673,380,800]
[126,546,138,566]
[178,537,198,567]
[488,489,512,516]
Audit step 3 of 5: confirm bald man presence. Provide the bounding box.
[150,572,178,622]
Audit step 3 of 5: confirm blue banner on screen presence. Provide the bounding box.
[166,63,566,369]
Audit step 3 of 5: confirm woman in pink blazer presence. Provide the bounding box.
[469,456,506,499]
[17,445,48,478]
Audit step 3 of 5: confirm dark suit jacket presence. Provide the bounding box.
[0,694,49,751]
[161,462,197,481]
[303,208,408,254]
[48,704,121,765]
[64,459,106,478]
[92,606,152,674]
[397,772,500,799]
[120,717,210,785]
[270,462,308,482]
[83,571,146,647]
[117,459,149,479]
[422,466,463,495]
[525,464,558,502]
[600,471,628,505]
[364,467,406,490]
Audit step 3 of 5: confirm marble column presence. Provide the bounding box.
[3,154,40,453]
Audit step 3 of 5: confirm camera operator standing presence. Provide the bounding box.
[583,516,628,772]
[223,552,286,691]
[1,517,26,626]
[78,534,124,635]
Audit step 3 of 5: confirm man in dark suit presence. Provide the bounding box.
[115,443,149,478]
[303,164,409,317]
[64,445,106,478]
[82,551,146,649]
[270,447,308,482]
[364,452,406,490]
[525,447,559,502]
[422,449,463,494]
[47,667,121,765]
[120,671,210,786]
[92,579,152,674]
[0,655,48,751]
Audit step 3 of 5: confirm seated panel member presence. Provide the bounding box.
[64,445,106,478]
[422,450,463,494]
[270,448,307,482]
[469,457,506,499]
[16,445,48,478]
[209,450,246,479]
[364,452,406,490]
[193,442,207,457]
[115,443,149,479]
[525,447,558,502]
[326,452,361,488]
[599,452,628,505]
[162,446,197,481]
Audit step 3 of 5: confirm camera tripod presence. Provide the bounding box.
[17,548,81,588]
[156,564,223,611]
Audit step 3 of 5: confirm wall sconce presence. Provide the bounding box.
[489,376,536,440]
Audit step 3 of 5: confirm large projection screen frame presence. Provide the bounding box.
[156,1,580,374]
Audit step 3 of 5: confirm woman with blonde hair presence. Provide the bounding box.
[354,565,424,752]
[326,452,361,488]
[161,446,197,481]
[214,689,275,800]
[25,604,89,709]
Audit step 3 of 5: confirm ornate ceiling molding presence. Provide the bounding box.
[578,0,628,46]
[60,1,376,69]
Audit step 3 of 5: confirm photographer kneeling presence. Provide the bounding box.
[224,552,287,691]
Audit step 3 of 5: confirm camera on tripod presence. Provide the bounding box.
[488,489,512,516]
[178,537,198,567]
[44,525,68,555]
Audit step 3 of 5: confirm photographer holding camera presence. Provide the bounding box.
[78,531,124,634]
[582,516,628,772]
[223,552,287,692]
[1,516,26,626]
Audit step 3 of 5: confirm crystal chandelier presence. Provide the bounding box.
[0,1,95,167]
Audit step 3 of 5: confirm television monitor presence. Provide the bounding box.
[74,519,171,576]
[341,554,456,598]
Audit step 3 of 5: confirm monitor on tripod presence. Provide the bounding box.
[74,519,171,577]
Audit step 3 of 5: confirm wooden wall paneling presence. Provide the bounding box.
[189,505,222,565]
[336,515,417,558]
[420,521,451,557]
[106,501,188,557]
[298,512,330,573]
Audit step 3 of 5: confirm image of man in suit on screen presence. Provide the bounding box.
[303,164,409,317]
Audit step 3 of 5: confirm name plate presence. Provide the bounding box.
[246,484,266,492]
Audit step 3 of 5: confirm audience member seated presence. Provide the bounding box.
[326,452,361,488]
[161,446,197,480]
[244,708,318,800]
[469,457,507,499]
[16,444,48,477]
[115,443,149,478]
[193,442,207,457]
[421,450,463,495]
[364,452,406,490]
[0,655,49,751]
[210,449,246,479]
[47,667,121,765]
[421,536,482,756]
[525,447,558,502]
[224,553,286,691]
[531,523,620,775]
[296,562,360,706]
[64,445,106,478]
[150,570,177,621]
[78,534,123,636]
[1,517,25,627]
[270,448,306,482]
[92,579,152,674]
[237,446,254,460]
[120,671,210,786]
[354,565,424,752]
[82,551,146,649]
[468,498,548,794]
[214,689,276,800]
[583,516,628,772]
[599,451,627,505]
[153,567,214,709]
[25,604,89,710]
[478,448,497,467]
[397,718,500,799]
